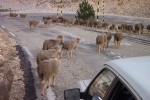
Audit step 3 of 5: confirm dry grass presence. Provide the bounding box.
[0,29,25,100]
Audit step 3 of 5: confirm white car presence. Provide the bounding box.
[64,56,150,100]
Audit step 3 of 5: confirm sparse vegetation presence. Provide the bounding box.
[76,0,95,20]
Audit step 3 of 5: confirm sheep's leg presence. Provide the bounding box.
[130,30,132,35]
[52,75,56,87]
[96,45,98,52]
[119,41,121,48]
[107,41,109,48]
[48,77,53,87]
[99,45,101,53]
[114,41,117,48]
[67,51,70,59]
[41,79,48,96]
[139,30,141,35]
[117,41,120,49]
[30,25,32,29]
[61,49,63,58]
[70,50,73,58]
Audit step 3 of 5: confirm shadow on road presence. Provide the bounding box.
[15,45,36,100]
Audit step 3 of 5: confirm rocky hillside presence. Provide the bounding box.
[0,0,150,18]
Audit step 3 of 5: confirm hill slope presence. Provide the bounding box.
[0,0,150,18]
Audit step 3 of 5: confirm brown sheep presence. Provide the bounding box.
[62,38,80,59]
[43,19,51,28]
[10,12,18,17]
[135,23,144,35]
[147,24,150,35]
[114,32,124,48]
[87,18,95,28]
[43,35,63,50]
[105,32,112,48]
[79,20,88,26]
[120,24,127,32]
[0,69,14,100]
[52,17,58,23]
[139,23,144,34]
[29,20,40,29]
[37,58,61,96]
[43,16,52,21]
[96,34,107,53]
[126,25,134,35]
[94,21,102,29]
[102,22,109,29]
[19,14,27,18]
[36,45,62,64]
[65,19,75,26]
[109,24,116,30]
[74,19,80,25]
[57,17,65,23]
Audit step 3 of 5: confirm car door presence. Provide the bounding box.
[85,68,117,100]
[106,78,141,100]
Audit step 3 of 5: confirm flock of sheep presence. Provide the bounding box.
[0,12,149,99]
[36,34,80,96]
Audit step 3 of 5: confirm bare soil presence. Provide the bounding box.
[0,29,36,100]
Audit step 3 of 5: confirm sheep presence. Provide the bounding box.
[87,18,95,28]
[109,24,116,30]
[74,19,80,25]
[125,25,134,35]
[43,35,63,50]
[10,12,18,17]
[57,17,64,23]
[105,32,112,48]
[0,69,14,100]
[52,17,58,23]
[37,57,61,96]
[36,45,62,64]
[65,19,75,26]
[62,38,80,59]
[19,14,27,18]
[120,24,127,32]
[79,20,88,26]
[96,34,107,53]
[139,23,144,34]
[29,20,40,29]
[134,23,144,35]
[43,19,51,28]
[43,16,52,21]
[147,24,150,35]
[114,32,124,48]
[102,22,109,29]
[94,21,102,29]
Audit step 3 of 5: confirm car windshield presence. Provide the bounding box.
[89,69,116,99]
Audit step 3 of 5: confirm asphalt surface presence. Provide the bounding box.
[0,13,150,100]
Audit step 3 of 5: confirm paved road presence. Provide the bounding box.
[0,14,150,100]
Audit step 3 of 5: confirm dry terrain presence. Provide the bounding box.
[0,0,150,18]
[0,29,25,100]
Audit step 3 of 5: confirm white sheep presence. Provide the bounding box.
[62,38,80,59]
[37,57,61,96]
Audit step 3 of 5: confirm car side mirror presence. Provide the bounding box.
[64,88,80,100]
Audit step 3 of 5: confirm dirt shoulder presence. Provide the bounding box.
[0,29,36,100]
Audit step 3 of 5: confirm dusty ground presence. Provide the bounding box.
[0,29,25,99]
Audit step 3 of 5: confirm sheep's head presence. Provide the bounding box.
[53,45,62,52]
[57,35,63,43]
[76,38,80,43]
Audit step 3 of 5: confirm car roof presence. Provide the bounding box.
[105,56,150,100]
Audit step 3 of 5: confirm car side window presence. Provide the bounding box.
[110,81,137,100]
[88,69,116,99]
